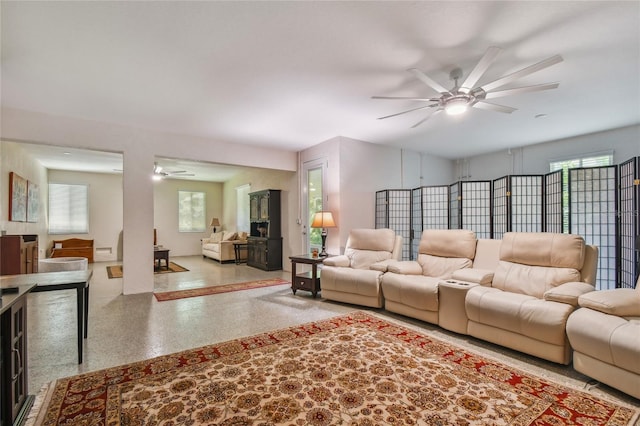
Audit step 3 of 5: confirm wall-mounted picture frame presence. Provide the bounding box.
[9,172,27,222]
[27,181,39,222]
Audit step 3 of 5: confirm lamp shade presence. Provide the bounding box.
[311,211,336,228]
[210,218,220,227]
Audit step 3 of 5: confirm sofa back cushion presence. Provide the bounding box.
[493,262,581,297]
[415,229,475,277]
[500,232,585,269]
[418,229,476,259]
[345,228,396,269]
[417,254,472,278]
[493,232,585,298]
[473,239,502,270]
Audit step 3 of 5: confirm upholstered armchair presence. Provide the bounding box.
[321,228,402,308]
[566,278,640,399]
[381,229,477,324]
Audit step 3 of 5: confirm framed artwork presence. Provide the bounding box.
[27,181,39,222]
[9,172,27,222]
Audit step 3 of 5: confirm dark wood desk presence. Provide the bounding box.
[289,254,329,298]
[0,270,92,364]
[154,248,170,270]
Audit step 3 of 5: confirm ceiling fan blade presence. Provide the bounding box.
[472,101,517,114]
[377,104,436,120]
[459,46,502,94]
[484,82,559,99]
[408,68,450,94]
[372,96,440,102]
[167,170,188,174]
[480,54,563,93]
[411,108,441,128]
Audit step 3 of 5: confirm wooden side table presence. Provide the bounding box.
[154,248,170,270]
[233,241,248,264]
[289,254,327,298]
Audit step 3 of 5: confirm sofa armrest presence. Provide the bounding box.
[543,282,595,307]
[201,238,212,244]
[323,255,350,267]
[370,259,398,272]
[387,261,422,275]
[578,288,640,316]
[451,268,494,285]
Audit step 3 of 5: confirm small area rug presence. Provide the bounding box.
[153,278,290,301]
[27,312,638,426]
[106,262,189,279]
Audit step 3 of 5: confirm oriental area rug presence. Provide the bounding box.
[154,278,290,301]
[106,262,189,279]
[27,312,639,426]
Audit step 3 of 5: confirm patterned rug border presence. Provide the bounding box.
[26,311,640,426]
[153,278,290,301]
[106,262,189,279]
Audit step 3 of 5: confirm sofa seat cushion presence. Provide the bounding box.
[203,243,221,253]
[321,267,383,298]
[567,308,640,375]
[381,273,439,312]
[466,286,574,346]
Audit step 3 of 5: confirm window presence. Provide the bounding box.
[48,183,89,234]
[178,191,206,232]
[549,153,613,232]
[236,184,250,232]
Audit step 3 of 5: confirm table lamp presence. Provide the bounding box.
[210,218,220,233]
[311,211,336,257]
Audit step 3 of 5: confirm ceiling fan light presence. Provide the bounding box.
[445,98,469,115]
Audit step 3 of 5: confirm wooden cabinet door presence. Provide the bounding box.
[1,296,28,424]
[250,195,259,222]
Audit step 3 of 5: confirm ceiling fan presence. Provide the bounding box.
[373,47,563,128]
[153,163,195,179]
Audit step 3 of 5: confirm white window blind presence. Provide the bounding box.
[48,183,89,234]
[178,190,206,232]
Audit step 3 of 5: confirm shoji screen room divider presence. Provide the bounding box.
[375,156,639,289]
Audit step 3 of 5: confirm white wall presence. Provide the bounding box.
[458,125,640,180]
[300,136,454,254]
[0,141,48,258]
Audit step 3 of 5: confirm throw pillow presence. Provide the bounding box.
[222,231,237,241]
[210,232,223,243]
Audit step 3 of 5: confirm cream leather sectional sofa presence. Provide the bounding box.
[322,228,639,399]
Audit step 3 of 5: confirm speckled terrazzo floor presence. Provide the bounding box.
[26,255,639,411]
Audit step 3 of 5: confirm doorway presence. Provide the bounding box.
[302,159,326,255]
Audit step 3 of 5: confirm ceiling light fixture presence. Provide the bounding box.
[444,96,471,115]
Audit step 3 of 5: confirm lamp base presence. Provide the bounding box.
[319,231,328,257]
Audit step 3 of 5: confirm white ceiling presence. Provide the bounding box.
[2,1,639,177]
